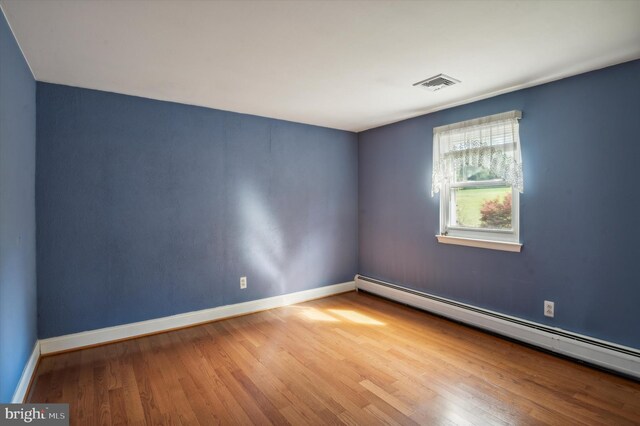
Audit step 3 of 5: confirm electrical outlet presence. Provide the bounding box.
[544,300,554,318]
[240,276,247,289]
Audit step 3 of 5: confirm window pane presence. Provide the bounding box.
[450,186,512,229]
[454,164,499,182]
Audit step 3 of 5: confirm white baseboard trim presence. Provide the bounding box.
[355,275,640,379]
[40,281,355,355]
[11,340,40,403]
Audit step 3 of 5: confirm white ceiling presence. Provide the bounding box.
[2,0,639,132]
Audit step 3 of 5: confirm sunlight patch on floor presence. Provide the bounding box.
[327,309,385,325]
[300,308,340,322]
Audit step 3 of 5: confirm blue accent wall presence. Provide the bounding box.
[0,11,37,402]
[36,83,358,338]
[359,60,640,349]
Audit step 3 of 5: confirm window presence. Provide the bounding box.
[432,111,523,252]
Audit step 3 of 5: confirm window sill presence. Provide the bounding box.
[436,235,522,252]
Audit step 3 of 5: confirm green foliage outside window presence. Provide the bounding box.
[480,193,512,229]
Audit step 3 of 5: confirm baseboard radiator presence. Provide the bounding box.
[355,274,640,379]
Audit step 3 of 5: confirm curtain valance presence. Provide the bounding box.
[431,110,523,196]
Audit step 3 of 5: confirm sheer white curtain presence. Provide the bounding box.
[431,110,523,196]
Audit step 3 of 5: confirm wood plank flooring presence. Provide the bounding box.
[28,291,640,425]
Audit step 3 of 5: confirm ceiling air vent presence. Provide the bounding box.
[413,74,460,91]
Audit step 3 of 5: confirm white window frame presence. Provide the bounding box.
[438,178,520,252]
[433,111,523,253]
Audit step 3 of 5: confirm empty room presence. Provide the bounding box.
[1,0,639,424]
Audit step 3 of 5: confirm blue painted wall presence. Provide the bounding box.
[359,60,640,349]
[0,11,37,402]
[36,83,358,338]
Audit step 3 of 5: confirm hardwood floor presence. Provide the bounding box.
[28,291,640,425]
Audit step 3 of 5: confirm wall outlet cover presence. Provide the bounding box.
[544,300,554,318]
